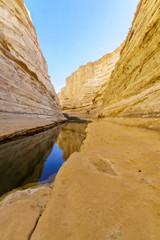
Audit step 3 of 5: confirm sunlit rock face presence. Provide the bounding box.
[59,0,160,119]
[58,45,122,118]
[0,0,65,140]
[57,123,87,160]
[100,0,160,117]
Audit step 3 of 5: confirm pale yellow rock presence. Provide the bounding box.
[105,116,160,131]
[0,0,65,141]
[101,0,160,117]
[59,0,160,119]
[58,45,122,118]
[31,119,160,240]
[0,186,51,240]
[1,0,160,239]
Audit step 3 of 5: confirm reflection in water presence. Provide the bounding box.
[57,123,87,160]
[38,144,65,183]
[0,125,62,196]
[0,122,87,196]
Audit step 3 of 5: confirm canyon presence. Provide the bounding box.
[0,0,65,141]
[59,0,160,120]
[0,0,160,239]
[58,45,123,118]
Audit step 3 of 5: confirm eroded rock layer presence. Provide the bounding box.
[100,0,160,117]
[0,0,65,140]
[58,45,122,117]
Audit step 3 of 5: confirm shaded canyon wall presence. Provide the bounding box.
[0,0,65,140]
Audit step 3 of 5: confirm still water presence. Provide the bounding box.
[0,122,87,196]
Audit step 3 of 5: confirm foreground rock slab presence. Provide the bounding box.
[0,186,51,240]
[31,120,160,240]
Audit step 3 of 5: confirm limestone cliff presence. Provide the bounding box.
[59,0,160,118]
[58,45,122,118]
[0,0,65,140]
[100,0,160,117]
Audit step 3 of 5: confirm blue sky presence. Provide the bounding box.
[24,0,139,93]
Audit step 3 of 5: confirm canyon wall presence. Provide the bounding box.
[59,0,160,118]
[58,45,122,118]
[100,0,160,117]
[0,0,65,140]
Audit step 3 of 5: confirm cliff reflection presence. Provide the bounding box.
[0,124,63,196]
[57,123,87,160]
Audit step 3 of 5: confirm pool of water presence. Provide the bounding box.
[0,122,88,196]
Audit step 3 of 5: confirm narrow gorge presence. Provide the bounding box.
[58,44,123,118]
[59,0,160,122]
[0,0,160,239]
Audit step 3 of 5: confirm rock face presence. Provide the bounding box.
[100,0,160,117]
[59,0,160,118]
[58,45,122,118]
[0,0,65,140]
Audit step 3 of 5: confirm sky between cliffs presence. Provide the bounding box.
[24,0,139,93]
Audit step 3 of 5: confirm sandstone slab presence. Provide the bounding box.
[0,186,51,240]
[31,120,160,240]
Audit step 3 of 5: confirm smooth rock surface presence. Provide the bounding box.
[0,186,51,240]
[31,119,160,240]
[0,0,65,141]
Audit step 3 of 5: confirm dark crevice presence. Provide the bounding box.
[28,212,42,240]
